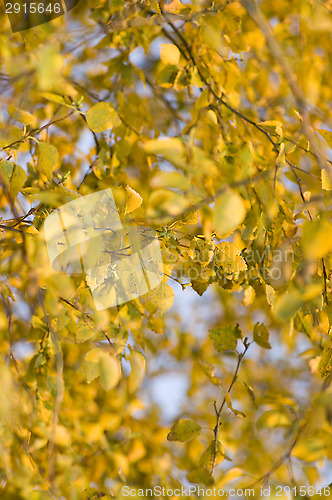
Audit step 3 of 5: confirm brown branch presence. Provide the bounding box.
[159,9,277,150]
[211,339,250,475]
[0,224,24,234]
[0,110,75,151]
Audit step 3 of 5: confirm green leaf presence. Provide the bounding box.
[213,190,247,237]
[50,309,70,332]
[86,102,121,133]
[37,142,59,179]
[209,324,242,352]
[253,322,271,349]
[0,160,15,185]
[167,419,201,442]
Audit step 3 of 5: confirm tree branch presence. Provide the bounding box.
[211,339,250,475]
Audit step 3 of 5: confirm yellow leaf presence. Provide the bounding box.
[318,128,332,148]
[37,142,59,180]
[0,126,22,148]
[146,189,189,219]
[225,393,246,417]
[253,322,271,349]
[54,425,72,447]
[86,102,121,133]
[84,348,121,390]
[160,44,180,65]
[143,137,186,165]
[167,419,201,442]
[209,324,242,352]
[0,160,26,198]
[213,190,246,237]
[198,440,224,469]
[256,410,290,429]
[266,284,275,306]
[75,323,96,343]
[293,438,327,462]
[128,350,146,393]
[151,171,191,191]
[276,142,286,166]
[99,354,121,391]
[39,92,73,108]
[148,0,161,13]
[35,45,64,91]
[274,292,302,321]
[144,282,174,315]
[187,468,215,486]
[215,241,247,273]
[198,359,221,386]
[243,286,255,305]
[302,219,332,259]
[125,185,143,214]
[8,103,38,126]
[322,168,332,190]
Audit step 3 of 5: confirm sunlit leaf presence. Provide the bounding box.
[167,419,201,442]
[125,185,143,214]
[160,44,181,65]
[37,142,59,179]
[128,350,146,393]
[253,322,271,349]
[213,190,247,237]
[86,102,121,133]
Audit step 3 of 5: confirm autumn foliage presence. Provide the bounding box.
[0,0,332,498]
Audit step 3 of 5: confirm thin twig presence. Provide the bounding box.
[211,339,250,475]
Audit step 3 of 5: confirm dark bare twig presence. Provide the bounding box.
[211,339,250,475]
